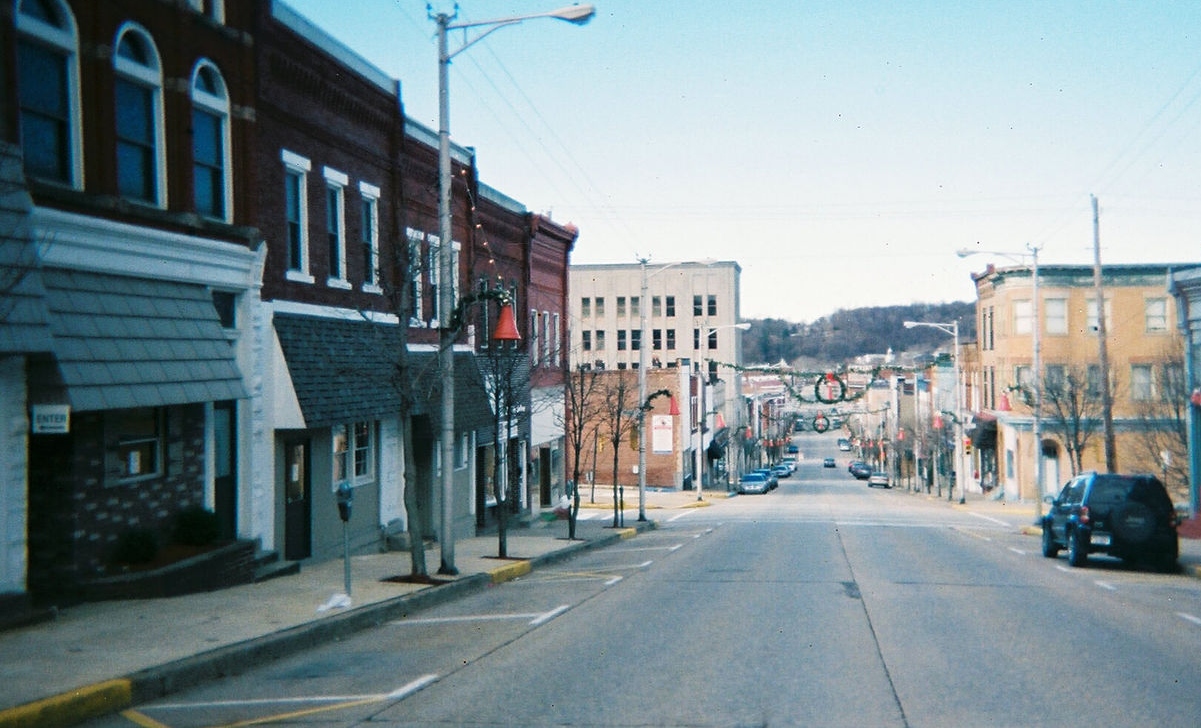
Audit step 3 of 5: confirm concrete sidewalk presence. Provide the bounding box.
[0,489,712,728]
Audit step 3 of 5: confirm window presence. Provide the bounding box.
[114,24,165,206]
[693,295,703,316]
[666,329,676,350]
[1013,299,1032,335]
[552,313,561,366]
[211,290,236,329]
[652,296,661,317]
[631,329,641,351]
[582,330,592,351]
[542,310,552,365]
[630,296,640,317]
[1145,298,1168,332]
[16,0,82,188]
[595,330,605,351]
[1087,364,1103,396]
[110,408,163,482]
[581,297,591,318]
[616,297,626,317]
[617,330,627,351]
[1045,298,1067,335]
[1015,365,1032,390]
[323,168,348,286]
[191,61,231,220]
[1131,364,1154,401]
[282,150,312,282]
[652,329,662,350]
[1046,364,1065,389]
[429,237,458,324]
[406,229,424,323]
[707,295,717,317]
[594,297,605,317]
[707,329,718,350]
[1086,298,1112,331]
[530,311,541,364]
[693,328,700,349]
[359,183,380,292]
[665,296,675,317]
[333,421,374,484]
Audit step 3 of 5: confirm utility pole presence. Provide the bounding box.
[1092,194,1117,472]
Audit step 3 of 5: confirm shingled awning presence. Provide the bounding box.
[37,268,246,412]
[273,313,493,434]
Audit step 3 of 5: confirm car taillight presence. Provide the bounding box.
[1079,506,1090,525]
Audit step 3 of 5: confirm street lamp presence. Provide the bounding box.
[958,244,1042,517]
[903,320,962,503]
[433,4,594,575]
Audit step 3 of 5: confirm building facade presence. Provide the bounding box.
[967,263,1189,504]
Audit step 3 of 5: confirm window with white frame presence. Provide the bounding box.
[552,312,561,366]
[1145,298,1168,333]
[406,228,424,323]
[530,310,541,364]
[1015,365,1032,391]
[332,421,373,485]
[16,0,83,188]
[323,167,348,287]
[542,310,552,364]
[457,432,470,469]
[1045,298,1067,335]
[428,237,458,324]
[108,408,164,483]
[282,150,312,282]
[358,182,380,292]
[1013,299,1032,335]
[113,23,165,206]
[1131,364,1154,401]
[1086,297,1112,332]
[190,60,231,221]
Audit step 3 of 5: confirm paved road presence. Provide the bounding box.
[91,445,1201,727]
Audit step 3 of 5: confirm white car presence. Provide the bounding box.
[867,472,891,489]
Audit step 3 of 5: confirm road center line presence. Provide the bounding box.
[1177,612,1201,626]
[1008,547,1027,556]
[967,511,1011,527]
[1094,580,1117,591]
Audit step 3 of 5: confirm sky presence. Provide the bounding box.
[284,0,1201,323]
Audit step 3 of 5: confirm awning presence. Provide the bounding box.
[969,412,997,448]
[707,427,730,460]
[35,268,246,411]
[274,313,493,433]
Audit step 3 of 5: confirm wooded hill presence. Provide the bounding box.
[744,302,976,368]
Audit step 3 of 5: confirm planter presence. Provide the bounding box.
[81,539,258,601]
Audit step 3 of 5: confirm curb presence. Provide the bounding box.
[0,520,657,728]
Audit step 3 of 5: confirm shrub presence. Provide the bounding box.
[111,527,159,565]
[172,506,220,547]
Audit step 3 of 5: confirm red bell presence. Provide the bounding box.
[492,303,521,341]
[668,395,680,416]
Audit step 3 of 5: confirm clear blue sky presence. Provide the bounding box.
[285,1,1201,322]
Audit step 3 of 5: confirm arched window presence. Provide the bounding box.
[190,60,231,220]
[15,0,83,188]
[113,23,165,206]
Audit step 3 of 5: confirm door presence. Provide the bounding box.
[284,438,311,560]
[213,401,237,541]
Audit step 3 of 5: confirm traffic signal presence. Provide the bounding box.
[963,435,972,454]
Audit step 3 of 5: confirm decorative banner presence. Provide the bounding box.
[652,414,674,454]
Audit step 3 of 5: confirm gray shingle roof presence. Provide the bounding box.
[274,313,493,435]
[40,268,247,411]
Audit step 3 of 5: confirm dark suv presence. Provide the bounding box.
[1041,472,1178,571]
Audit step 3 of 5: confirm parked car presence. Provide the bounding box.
[837,438,851,452]
[771,464,791,480]
[849,461,872,480]
[753,468,779,490]
[867,471,890,488]
[786,443,799,454]
[1041,472,1178,571]
[738,472,770,495]
[779,457,798,474]
[823,457,836,468]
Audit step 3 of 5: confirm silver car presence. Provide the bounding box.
[867,472,891,489]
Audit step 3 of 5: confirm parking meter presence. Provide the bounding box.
[336,482,353,522]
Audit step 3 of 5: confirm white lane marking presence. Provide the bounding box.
[604,575,623,586]
[1094,580,1116,591]
[530,604,571,626]
[1055,565,1074,573]
[668,511,692,522]
[967,511,1011,527]
[610,544,682,553]
[1177,612,1201,626]
[150,676,440,710]
[1008,547,1027,556]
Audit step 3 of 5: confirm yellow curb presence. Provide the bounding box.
[680,500,712,509]
[1020,525,1043,536]
[488,560,531,584]
[0,679,131,728]
[616,527,638,540]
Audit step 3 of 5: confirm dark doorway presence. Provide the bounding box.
[284,438,311,560]
[213,401,237,541]
[540,446,552,507]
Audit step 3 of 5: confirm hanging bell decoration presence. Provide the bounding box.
[492,303,522,341]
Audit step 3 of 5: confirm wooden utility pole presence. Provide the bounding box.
[1092,195,1118,472]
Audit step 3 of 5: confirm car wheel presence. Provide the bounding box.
[1041,523,1060,558]
[1067,528,1087,567]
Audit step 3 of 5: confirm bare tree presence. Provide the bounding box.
[1129,344,1191,500]
[478,337,528,558]
[1036,365,1107,476]
[597,369,639,528]
[561,363,604,540]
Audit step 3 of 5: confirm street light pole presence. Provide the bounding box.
[433,4,594,575]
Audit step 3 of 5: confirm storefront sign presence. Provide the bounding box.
[652,414,673,454]
[32,405,70,434]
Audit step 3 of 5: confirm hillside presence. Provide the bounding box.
[743,302,976,368]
